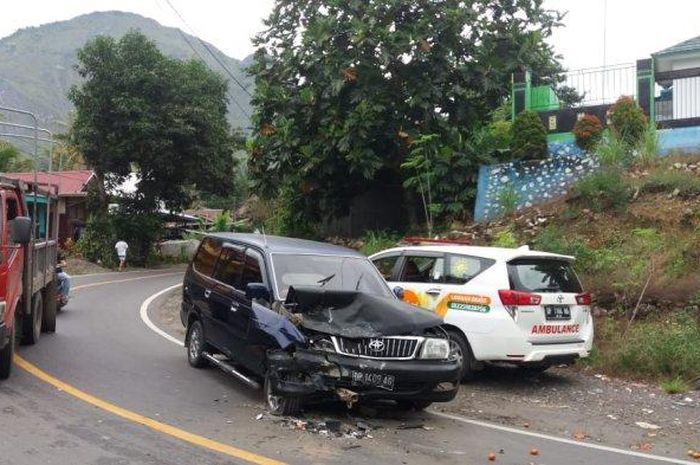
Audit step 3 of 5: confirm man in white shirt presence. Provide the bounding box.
[115,240,129,271]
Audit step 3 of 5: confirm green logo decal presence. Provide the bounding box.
[448,301,490,313]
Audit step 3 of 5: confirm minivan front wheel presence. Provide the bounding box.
[186,320,208,368]
[264,373,301,416]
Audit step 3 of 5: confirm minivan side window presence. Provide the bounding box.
[399,256,444,283]
[213,245,245,288]
[192,238,221,276]
[241,249,265,288]
[372,254,400,280]
[445,254,495,285]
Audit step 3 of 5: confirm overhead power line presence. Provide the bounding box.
[162,0,253,101]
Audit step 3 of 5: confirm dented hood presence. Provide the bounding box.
[285,286,443,338]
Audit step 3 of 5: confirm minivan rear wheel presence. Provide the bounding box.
[447,329,476,381]
[186,320,208,368]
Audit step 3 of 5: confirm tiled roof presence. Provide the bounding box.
[5,170,95,196]
[654,35,700,56]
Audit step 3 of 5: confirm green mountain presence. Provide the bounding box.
[0,11,253,134]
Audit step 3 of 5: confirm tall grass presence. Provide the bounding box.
[360,230,400,256]
[496,186,519,215]
[584,312,700,383]
[637,123,659,168]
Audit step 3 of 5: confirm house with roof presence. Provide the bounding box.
[653,35,700,121]
[5,170,96,243]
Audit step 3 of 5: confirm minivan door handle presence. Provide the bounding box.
[426,288,442,296]
[204,289,212,299]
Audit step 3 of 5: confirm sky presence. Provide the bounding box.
[0,0,699,70]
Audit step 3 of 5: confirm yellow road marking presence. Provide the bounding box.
[14,355,286,465]
[72,272,183,291]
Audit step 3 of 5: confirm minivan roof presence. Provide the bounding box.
[207,233,365,257]
[371,245,575,262]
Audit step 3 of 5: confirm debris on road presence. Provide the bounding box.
[635,421,661,430]
[487,451,496,461]
[396,422,424,430]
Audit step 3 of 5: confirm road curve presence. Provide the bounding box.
[1,269,693,465]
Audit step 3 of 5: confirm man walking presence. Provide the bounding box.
[115,239,129,271]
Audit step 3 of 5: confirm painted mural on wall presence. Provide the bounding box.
[473,126,700,222]
[474,139,597,222]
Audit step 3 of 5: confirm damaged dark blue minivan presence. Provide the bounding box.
[181,233,461,415]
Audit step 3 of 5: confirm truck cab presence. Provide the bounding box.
[0,177,60,380]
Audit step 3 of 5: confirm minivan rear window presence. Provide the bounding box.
[507,258,582,293]
[192,237,221,276]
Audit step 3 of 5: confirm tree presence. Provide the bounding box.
[0,142,34,172]
[248,0,565,227]
[69,31,236,213]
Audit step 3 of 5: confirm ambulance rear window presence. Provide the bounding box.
[507,258,582,293]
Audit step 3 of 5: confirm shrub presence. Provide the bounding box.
[492,227,518,248]
[608,96,647,147]
[572,169,631,212]
[360,230,400,256]
[660,376,691,394]
[573,114,604,152]
[639,170,700,198]
[75,214,117,268]
[211,211,231,232]
[510,110,548,160]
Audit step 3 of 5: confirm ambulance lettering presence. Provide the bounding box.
[531,324,580,335]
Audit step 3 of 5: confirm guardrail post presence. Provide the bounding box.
[512,69,531,119]
[636,58,655,121]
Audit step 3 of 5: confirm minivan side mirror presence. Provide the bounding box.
[9,216,32,244]
[246,282,271,302]
[393,286,405,300]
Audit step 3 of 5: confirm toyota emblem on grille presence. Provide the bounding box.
[368,339,385,352]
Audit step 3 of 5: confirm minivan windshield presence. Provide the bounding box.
[507,258,582,293]
[271,254,393,300]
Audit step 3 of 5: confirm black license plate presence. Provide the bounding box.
[545,305,571,321]
[351,371,395,391]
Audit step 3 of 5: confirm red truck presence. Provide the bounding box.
[0,176,59,379]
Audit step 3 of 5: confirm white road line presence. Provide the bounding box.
[139,283,185,347]
[74,268,184,279]
[430,411,696,465]
[139,284,696,465]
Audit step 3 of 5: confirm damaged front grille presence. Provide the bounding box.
[332,336,421,360]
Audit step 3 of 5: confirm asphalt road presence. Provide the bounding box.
[1,269,695,465]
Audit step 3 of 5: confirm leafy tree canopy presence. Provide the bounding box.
[249,0,565,225]
[0,142,35,172]
[69,31,236,212]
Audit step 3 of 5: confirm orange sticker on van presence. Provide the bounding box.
[436,294,492,317]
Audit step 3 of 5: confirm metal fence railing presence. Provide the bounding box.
[561,63,637,107]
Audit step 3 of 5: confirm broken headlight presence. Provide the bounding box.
[310,337,336,353]
[419,338,450,360]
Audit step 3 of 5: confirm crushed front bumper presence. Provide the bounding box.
[267,348,461,403]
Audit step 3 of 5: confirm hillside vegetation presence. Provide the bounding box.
[0,11,253,131]
[459,152,700,389]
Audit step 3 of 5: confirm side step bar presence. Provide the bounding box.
[202,352,261,390]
